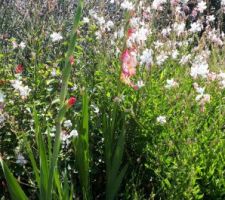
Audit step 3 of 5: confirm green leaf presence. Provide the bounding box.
[0,158,28,200]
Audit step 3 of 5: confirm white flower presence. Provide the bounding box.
[11,80,31,98]
[190,62,209,78]
[140,49,153,66]
[161,27,171,36]
[96,16,105,26]
[127,27,150,46]
[222,0,225,6]
[197,1,207,13]
[206,15,215,22]
[61,129,78,142]
[71,84,78,91]
[156,53,168,65]
[165,79,178,89]
[50,32,63,42]
[130,17,140,28]
[195,86,205,101]
[190,22,203,33]
[180,54,191,65]
[152,0,167,10]
[91,105,100,113]
[171,50,179,59]
[173,22,186,36]
[0,114,5,124]
[156,116,167,124]
[19,86,31,97]
[95,31,102,40]
[61,131,69,141]
[221,80,225,88]
[83,17,90,23]
[196,86,205,95]
[51,68,57,77]
[105,20,114,31]
[121,0,134,10]
[0,91,5,103]
[137,80,145,88]
[64,120,72,128]
[19,42,26,49]
[16,154,27,165]
[70,129,78,137]
[154,41,163,48]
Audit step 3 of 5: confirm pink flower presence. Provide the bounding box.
[132,85,139,90]
[15,64,23,74]
[120,49,137,75]
[191,9,198,18]
[69,56,75,65]
[170,0,180,6]
[127,28,135,38]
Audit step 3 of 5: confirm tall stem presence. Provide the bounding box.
[46,1,84,199]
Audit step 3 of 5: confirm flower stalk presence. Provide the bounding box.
[46,1,84,199]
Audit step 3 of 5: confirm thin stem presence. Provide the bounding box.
[46,1,84,199]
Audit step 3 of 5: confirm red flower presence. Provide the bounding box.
[67,97,76,107]
[15,64,23,74]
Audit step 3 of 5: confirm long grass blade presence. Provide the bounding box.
[0,158,28,200]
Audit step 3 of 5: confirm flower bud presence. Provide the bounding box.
[67,97,76,108]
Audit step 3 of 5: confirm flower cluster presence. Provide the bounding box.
[11,79,31,99]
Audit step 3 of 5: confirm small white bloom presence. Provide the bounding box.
[16,154,27,165]
[156,53,168,65]
[180,54,191,65]
[165,79,179,89]
[140,49,153,66]
[71,84,78,91]
[156,116,167,124]
[121,0,134,10]
[197,1,207,13]
[0,114,5,124]
[83,17,90,23]
[190,62,209,78]
[173,22,186,36]
[11,80,31,98]
[19,42,26,49]
[19,86,31,97]
[91,105,100,113]
[105,20,114,31]
[95,31,102,40]
[171,50,179,59]
[0,91,5,103]
[190,22,203,33]
[70,129,78,137]
[97,16,105,26]
[196,86,205,95]
[152,0,167,10]
[50,32,63,42]
[51,68,57,77]
[221,80,225,88]
[206,15,215,22]
[222,0,225,6]
[64,120,72,128]
[137,80,145,88]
